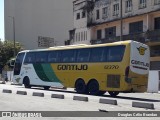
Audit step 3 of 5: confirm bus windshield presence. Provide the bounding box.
[14,52,25,75]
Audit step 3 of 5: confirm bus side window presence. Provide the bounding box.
[77,49,90,62]
[61,50,76,63]
[24,52,35,63]
[102,47,109,62]
[107,46,125,62]
[36,52,47,63]
[48,51,58,63]
[90,47,104,62]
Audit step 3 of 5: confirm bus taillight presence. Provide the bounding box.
[125,66,130,77]
[125,66,131,83]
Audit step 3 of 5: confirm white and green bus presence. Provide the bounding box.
[13,40,150,96]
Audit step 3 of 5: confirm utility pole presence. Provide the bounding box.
[120,0,123,41]
[9,16,16,57]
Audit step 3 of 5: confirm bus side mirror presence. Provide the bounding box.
[10,60,15,67]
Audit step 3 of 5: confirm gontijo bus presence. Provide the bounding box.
[13,40,150,96]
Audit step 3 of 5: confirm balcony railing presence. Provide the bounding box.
[90,37,120,44]
[90,29,160,44]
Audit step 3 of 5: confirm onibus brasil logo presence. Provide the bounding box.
[137,46,147,55]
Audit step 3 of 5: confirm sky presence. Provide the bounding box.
[0,0,4,41]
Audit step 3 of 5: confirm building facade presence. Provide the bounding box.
[68,0,160,70]
[5,0,73,49]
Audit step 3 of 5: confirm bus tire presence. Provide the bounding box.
[108,91,119,97]
[44,86,50,90]
[87,80,99,95]
[23,77,31,88]
[75,79,87,94]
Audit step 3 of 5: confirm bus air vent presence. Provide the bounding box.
[107,75,120,88]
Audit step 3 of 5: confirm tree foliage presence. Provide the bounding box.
[0,40,23,67]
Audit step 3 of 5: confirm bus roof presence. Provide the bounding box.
[47,40,134,50]
[18,40,146,53]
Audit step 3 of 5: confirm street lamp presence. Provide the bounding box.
[8,16,16,57]
[120,0,123,41]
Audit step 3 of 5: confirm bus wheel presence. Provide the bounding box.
[23,77,31,88]
[87,80,99,95]
[75,79,87,94]
[44,86,50,90]
[98,91,106,96]
[108,91,119,97]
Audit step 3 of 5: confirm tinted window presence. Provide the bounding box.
[24,52,36,63]
[97,30,102,39]
[77,49,90,62]
[35,52,48,63]
[61,50,76,63]
[105,26,116,38]
[90,47,104,62]
[129,21,143,34]
[48,51,61,63]
[105,46,125,62]
[155,17,160,30]
[14,52,25,75]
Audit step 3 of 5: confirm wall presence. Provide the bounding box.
[147,71,159,93]
[5,0,73,49]
[92,0,160,25]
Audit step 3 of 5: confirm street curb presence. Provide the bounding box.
[132,101,154,109]
[2,89,12,93]
[32,92,44,97]
[11,83,22,86]
[0,82,6,84]
[16,91,27,95]
[51,94,64,99]
[99,98,117,105]
[73,96,88,102]
[51,87,67,90]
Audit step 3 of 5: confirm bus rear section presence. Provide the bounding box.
[127,41,150,93]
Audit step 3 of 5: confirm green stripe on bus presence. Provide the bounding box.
[41,64,61,83]
[33,64,51,82]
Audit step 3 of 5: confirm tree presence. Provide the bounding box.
[0,40,23,68]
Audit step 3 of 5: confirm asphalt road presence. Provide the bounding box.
[0,82,160,120]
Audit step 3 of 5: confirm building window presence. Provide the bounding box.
[97,30,102,39]
[83,31,85,41]
[139,0,146,9]
[155,17,160,30]
[125,0,132,12]
[96,9,100,20]
[76,33,78,41]
[105,27,116,38]
[79,33,81,41]
[129,21,143,34]
[76,13,80,20]
[86,31,87,40]
[150,45,160,57]
[102,7,109,19]
[81,32,83,41]
[154,0,160,5]
[113,4,119,16]
[82,11,86,18]
[150,61,160,70]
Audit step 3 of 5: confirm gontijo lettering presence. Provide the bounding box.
[131,60,149,68]
[57,64,88,70]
